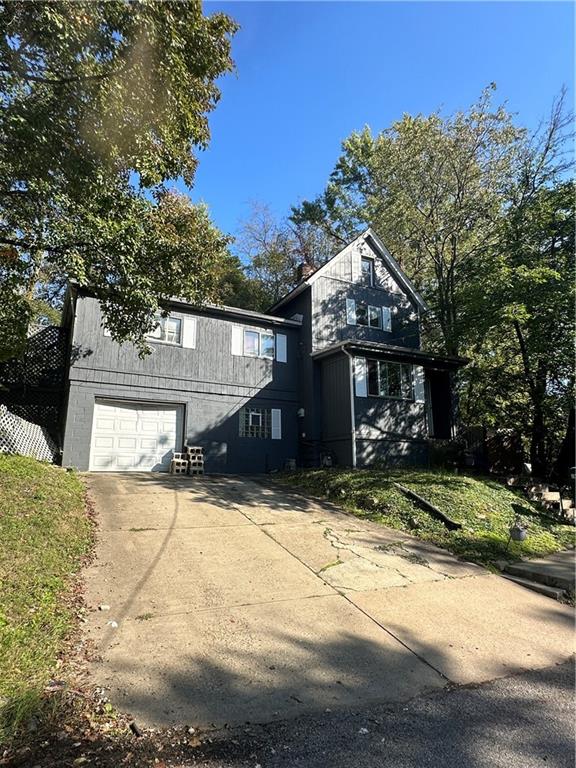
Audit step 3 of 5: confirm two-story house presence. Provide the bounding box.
[61,228,465,473]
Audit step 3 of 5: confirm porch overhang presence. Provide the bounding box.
[311,340,467,371]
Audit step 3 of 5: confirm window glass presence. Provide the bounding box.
[239,407,272,438]
[366,359,414,400]
[356,302,368,326]
[243,330,260,356]
[261,333,275,359]
[361,257,374,286]
[148,321,163,340]
[368,306,381,328]
[400,365,413,399]
[146,315,181,344]
[387,364,402,398]
[164,317,181,344]
[249,409,262,427]
[378,362,389,396]
[367,360,379,396]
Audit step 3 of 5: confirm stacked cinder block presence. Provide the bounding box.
[185,445,204,476]
[169,452,188,475]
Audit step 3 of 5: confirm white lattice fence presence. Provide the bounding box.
[0,405,58,463]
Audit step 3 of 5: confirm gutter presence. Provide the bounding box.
[341,346,357,469]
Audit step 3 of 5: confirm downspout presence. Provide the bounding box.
[342,346,357,469]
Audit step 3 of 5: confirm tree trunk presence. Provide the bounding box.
[529,384,547,478]
[513,320,548,478]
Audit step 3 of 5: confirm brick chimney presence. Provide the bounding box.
[296,262,314,283]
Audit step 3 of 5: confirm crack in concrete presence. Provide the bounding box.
[322,527,413,586]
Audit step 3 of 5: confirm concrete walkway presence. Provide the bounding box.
[84,474,574,729]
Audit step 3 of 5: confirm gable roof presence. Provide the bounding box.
[268,227,429,313]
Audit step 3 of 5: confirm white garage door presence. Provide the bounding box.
[89,400,183,472]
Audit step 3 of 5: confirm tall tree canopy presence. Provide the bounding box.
[292,86,574,476]
[0,0,237,358]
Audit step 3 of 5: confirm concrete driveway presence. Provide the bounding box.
[84,474,574,729]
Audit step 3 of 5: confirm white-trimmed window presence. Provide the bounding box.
[346,299,392,332]
[367,359,414,400]
[361,257,374,286]
[356,301,382,329]
[147,315,182,345]
[243,329,275,359]
[104,313,196,348]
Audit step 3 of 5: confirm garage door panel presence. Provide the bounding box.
[94,436,114,448]
[89,400,183,472]
[118,437,137,449]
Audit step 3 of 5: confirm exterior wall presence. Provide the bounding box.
[62,295,300,473]
[271,289,322,445]
[320,355,353,467]
[311,241,420,352]
[354,391,428,468]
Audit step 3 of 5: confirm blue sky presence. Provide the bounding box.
[182,1,574,240]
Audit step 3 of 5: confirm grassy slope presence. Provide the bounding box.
[280,469,574,566]
[0,455,91,743]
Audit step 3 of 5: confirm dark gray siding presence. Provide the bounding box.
[308,237,421,352]
[320,355,353,466]
[272,288,322,445]
[62,295,300,472]
[354,389,428,468]
[312,276,420,351]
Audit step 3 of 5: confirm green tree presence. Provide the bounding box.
[0,0,237,358]
[292,87,573,475]
[292,86,523,356]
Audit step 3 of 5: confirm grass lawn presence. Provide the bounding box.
[279,468,575,567]
[0,455,91,746]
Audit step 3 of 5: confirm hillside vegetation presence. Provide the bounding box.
[0,455,91,745]
[280,469,574,567]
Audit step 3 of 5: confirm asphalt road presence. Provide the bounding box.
[189,660,575,768]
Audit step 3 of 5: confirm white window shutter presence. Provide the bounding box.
[414,365,425,402]
[182,316,196,348]
[271,408,282,439]
[231,325,243,356]
[346,298,357,325]
[382,306,392,332]
[354,357,368,397]
[276,333,287,363]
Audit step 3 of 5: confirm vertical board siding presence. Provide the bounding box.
[320,355,353,466]
[63,296,301,472]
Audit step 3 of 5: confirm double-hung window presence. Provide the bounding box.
[361,257,374,286]
[356,301,382,329]
[367,359,414,400]
[346,299,392,332]
[147,315,182,345]
[243,329,275,359]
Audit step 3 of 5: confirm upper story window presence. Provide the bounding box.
[361,257,375,286]
[346,298,391,331]
[232,326,288,362]
[243,329,275,359]
[147,315,182,345]
[367,359,414,400]
[356,302,382,329]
